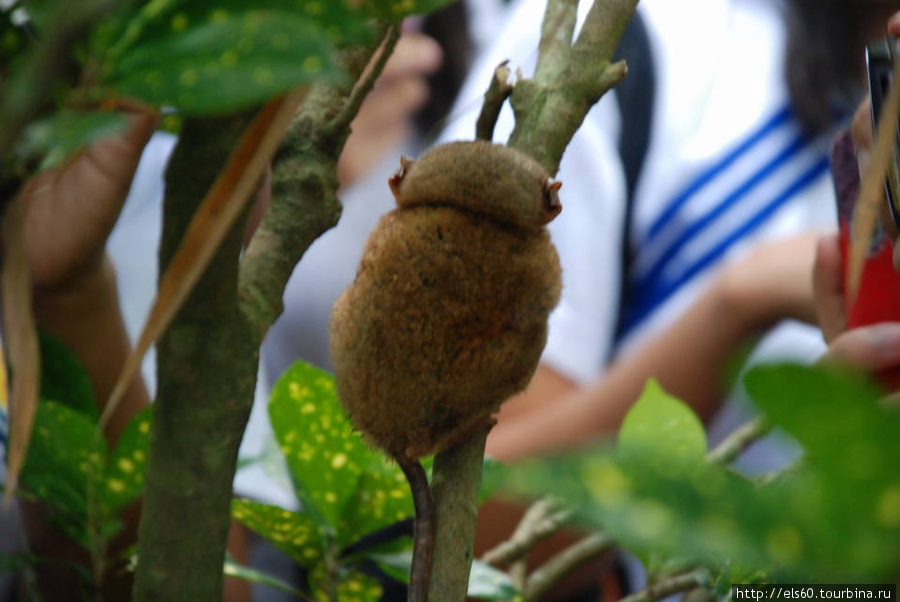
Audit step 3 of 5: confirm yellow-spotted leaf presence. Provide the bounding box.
[309,564,382,602]
[340,456,416,544]
[101,405,152,513]
[268,361,371,532]
[364,0,456,20]
[231,498,326,568]
[618,379,707,471]
[105,9,341,115]
[19,401,106,547]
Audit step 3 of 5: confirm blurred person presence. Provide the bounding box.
[423,0,900,594]
[434,0,900,464]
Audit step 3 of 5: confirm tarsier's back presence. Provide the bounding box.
[330,141,563,460]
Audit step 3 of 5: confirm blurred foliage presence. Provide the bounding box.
[3,0,454,171]
[233,360,511,599]
[503,368,900,591]
[11,333,151,583]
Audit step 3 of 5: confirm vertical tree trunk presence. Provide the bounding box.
[133,115,259,602]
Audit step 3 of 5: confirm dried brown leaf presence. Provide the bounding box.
[1,193,40,504]
[850,56,900,298]
[100,88,309,428]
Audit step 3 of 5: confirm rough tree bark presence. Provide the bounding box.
[427,0,639,599]
[132,27,399,602]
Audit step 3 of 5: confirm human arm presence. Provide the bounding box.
[487,234,820,462]
[336,29,442,188]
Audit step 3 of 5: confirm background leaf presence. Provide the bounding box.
[38,332,97,419]
[370,551,519,600]
[20,401,106,547]
[101,405,152,513]
[104,8,342,114]
[502,364,900,583]
[618,379,707,471]
[231,498,326,568]
[309,564,382,602]
[268,361,371,538]
[223,552,307,597]
[363,0,456,21]
[339,456,426,545]
[19,111,127,170]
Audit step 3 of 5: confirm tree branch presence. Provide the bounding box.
[617,569,709,602]
[238,25,398,341]
[133,113,260,602]
[507,0,637,174]
[534,0,578,83]
[706,417,771,465]
[481,498,572,567]
[524,531,615,600]
[475,61,513,142]
[426,2,641,597]
[427,430,489,602]
[328,25,401,137]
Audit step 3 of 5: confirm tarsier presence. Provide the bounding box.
[330,140,562,600]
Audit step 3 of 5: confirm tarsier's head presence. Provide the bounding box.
[389,141,562,230]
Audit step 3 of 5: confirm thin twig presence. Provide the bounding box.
[475,61,513,142]
[481,498,573,567]
[328,25,401,135]
[524,531,615,600]
[849,48,900,297]
[617,569,709,602]
[534,0,578,83]
[754,458,803,487]
[239,24,400,339]
[706,417,771,465]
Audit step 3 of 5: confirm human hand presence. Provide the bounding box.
[23,109,157,293]
[850,11,900,269]
[337,30,442,187]
[715,233,821,331]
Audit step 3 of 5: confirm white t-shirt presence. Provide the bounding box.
[441,0,836,390]
[95,0,838,508]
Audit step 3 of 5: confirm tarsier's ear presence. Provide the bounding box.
[389,156,413,201]
[542,178,563,223]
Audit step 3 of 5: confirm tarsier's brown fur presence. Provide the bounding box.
[330,141,563,462]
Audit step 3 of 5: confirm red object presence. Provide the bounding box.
[831,129,900,390]
[838,227,900,390]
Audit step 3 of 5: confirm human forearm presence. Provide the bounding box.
[32,255,149,446]
[487,276,768,462]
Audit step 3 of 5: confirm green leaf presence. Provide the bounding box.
[309,564,382,602]
[231,498,325,568]
[363,0,456,20]
[503,366,900,583]
[479,456,508,504]
[340,455,415,544]
[105,8,343,114]
[370,551,519,600]
[19,111,128,170]
[101,406,152,513]
[268,361,371,537]
[744,363,900,487]
[20,401,106,547]
[38,332,97,419]
[618,379,707,471]
[223,553,307,597]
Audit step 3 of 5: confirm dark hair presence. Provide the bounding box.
[416,1,474,141]
[783,0,865,133]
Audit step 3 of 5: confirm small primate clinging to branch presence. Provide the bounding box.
[330,140,563,601]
